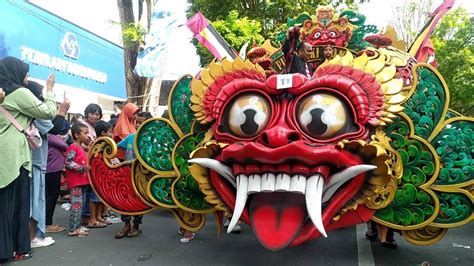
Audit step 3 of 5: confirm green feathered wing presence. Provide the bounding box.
[373,63,473,245]
[134,75,214,231]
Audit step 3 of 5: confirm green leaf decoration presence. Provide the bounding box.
[387,117,436,186]
[375,116,437,227]
[432,120,473,186]
[375,184,434,226]
[150,178,174,206]
[403,66,447,139]
[169,75,194,135]
[434,192,472,225]
[172,126,212,211]
[136,119,180,172]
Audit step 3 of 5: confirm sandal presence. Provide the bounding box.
[68,227,89,237]
[180,232,195,243]
[80,226,90,232]
[46,224,65,233]
[98,218,112,225]
[87,222,107,228]
[115,224,131,239]
[13,252,33,261]
[127,228,142,238]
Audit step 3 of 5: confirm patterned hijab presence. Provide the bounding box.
[0,56,29,95]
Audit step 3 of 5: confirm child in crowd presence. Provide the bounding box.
[65,123,92,237]
[78,104,102,226]
[115,112,152,239]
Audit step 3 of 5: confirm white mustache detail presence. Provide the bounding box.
[189,158,376,236]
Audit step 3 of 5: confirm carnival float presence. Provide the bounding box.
[88,1,473,251]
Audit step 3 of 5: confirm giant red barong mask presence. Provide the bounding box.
[188,52,405,250]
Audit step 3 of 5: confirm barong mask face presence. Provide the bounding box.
[187,52,405,250]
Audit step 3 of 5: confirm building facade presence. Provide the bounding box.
[0,1,126,117]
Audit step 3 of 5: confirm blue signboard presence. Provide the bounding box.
[0,0,126,98]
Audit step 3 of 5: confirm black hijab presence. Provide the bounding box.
[24,80,44,101]
[0,56,29,95]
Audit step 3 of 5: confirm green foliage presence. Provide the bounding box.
[213,11,265,49]
[122,23,147,47]
[195,11,265,66]
[431,8,474,116]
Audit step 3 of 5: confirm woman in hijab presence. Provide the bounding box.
[113,102,139,142]
[24,81,71,247]
[0,57,57,262]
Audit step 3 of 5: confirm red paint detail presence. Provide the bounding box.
[291,163,310,176]
[310,165,330,178]
[258,98,303,148]
[276,164,291,174]
[89,155,150,214]
[245,164,261,174]
[261,126,302,148]
[220,142,357,167]
[261,164,276,173]
[232,164,245,175]
[265,75,278,89]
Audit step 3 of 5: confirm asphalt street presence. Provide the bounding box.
[7,206,473,266]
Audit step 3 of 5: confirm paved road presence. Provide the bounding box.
[12,206,474,266]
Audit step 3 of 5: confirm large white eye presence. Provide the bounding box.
[297,93,351,139]
[328,31,337,38]
[313,31,322,39]
[227,94,270,138]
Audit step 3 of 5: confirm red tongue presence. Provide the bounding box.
[249,193,306,251]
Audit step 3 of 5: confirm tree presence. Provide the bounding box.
[390,0,434,46]
[431,8,474,116]
[116,0,153,109]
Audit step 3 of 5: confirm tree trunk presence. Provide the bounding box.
[116,0,152,110]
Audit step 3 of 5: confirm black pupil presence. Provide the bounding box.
[241,109,259,135]
[307,108,327,136]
